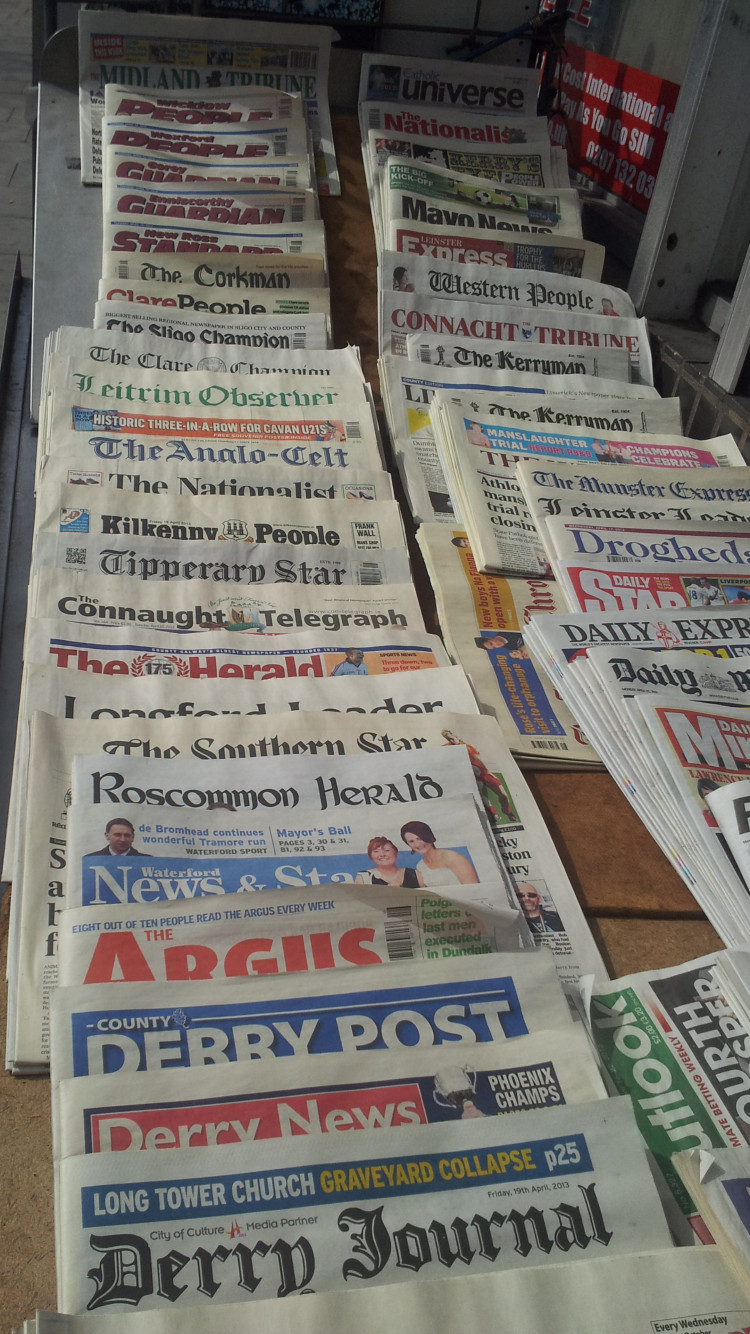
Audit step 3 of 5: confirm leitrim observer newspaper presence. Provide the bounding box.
[10,13,750,1332]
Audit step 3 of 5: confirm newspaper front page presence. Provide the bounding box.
[79,13,339,192]
[404,331,630,379]
[584,950,750,1241]
[391,223,605,278]
[99,252,328,287]
[104,146,314,192]
[97,278,330,318]
[676,1145,750,1299]
[707,781,750,894]
[55,1098,669,1313]
[358,54,540,134]
[94,302,329,349]
[360,98,542,143]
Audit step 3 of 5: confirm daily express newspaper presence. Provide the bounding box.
[379,248,632,315]
[55,1098,669,1312]
[32,487,410,588]
[57,885,524,989]
[381,292,652,382]
[79,13,339,192]
[30,1251,750,1334]
[392,223,605,279]
[54,1026,606,1159]
[358,53,540,134]
[404,331,629,379]
[584,950,750,1242]
[417,524,597,766]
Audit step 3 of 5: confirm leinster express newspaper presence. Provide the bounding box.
[55,1098,670,1313]
[54,1028,606,1161]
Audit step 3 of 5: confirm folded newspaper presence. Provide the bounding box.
[404,331,629,378]
[357,53,540,137]
[54,1097,669,1312]
[675,1145,750,1300]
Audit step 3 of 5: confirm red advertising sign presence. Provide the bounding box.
[551,44,680,212]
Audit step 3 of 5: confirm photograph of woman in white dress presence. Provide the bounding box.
[399,820,479,886]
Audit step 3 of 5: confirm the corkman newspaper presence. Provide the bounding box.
[417,523,599,767]
[583,950,750,1243]
[29,1251,750,1334]
[99,251,328,287]
[79,13,339,192]
[55,1098,669,1313]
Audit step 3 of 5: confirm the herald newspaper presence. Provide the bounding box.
[54,1097,669,1313]
[57,885,524,990]
[381,291,652,382]
[79,16,338,192]
[54,1027,606,1160]
[583,950,750,1243]
[404,332,628,378]
[31,1251,750,1334]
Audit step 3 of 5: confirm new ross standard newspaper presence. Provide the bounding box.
[54,1097,669,1312]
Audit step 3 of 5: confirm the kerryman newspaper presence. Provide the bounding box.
[417,523,598,766]
[380,159,583,253]
[39,450,392,502]
[583,950,750,1242]
[381,292,652,383]
[404,333,629,379]
[358,53,540,132]
[55,1097,669,1313]
[33,1253,750,1334]
[50,951,572,1083]
[79,14,338,192]
[32,487,410,588]
[55,1027,607,1160]
[99,251,328,287]
[57,885,525,989]
[379,249,633,317]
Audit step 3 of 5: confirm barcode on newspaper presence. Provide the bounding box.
[384,905,415,962]
[367,109,380,130]
[273,137,287,156]
[529,738,569,751]
[358,562,383,585]
[607,556,632,564]
[279,102,292,119]
[290,50,317,70]
[345,421,362,439]
[290,239,302,252]
[291,205,305,222]
[286,171,298,187]
[292,332,306,348]
[416,344,432,363]
[65,547,88,567]
[115,262,129,279]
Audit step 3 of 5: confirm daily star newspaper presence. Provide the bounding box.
[28,1251,750,1334]
[417,524,598,766]
[381,292,652,382]
[583,950,750,1242]
[78,13,339,192]
[55,1098,669,1313]
[57,885,525,990]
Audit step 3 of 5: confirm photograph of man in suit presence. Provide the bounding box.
[91,818,142,857]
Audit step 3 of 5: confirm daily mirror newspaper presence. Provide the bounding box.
[55,1098,668,1313]
[79,13,338,191]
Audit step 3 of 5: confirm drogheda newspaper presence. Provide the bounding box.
[79,14,338,192]
[404,332,630,379]
[378,249,634,317]
[676,1145,750,1301]
[32,487,411,588]
[56,885,525,989]
[583,950,750,1243]
[29,1251,750,1334]
[54,1025,606,1160]
[381,293,652,382]
[50,951,572,1083]
[54,1098,669,1313]
[358,53,540,135]
[417,523,599,766]
[39,450,393,502]
[545,516,750,571]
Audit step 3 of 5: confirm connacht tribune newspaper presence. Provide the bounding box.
[29,1251,750,1334]
[583,950,750,1242]
[54,1026,606,1160]
[55,1098,669,1313]
[57,885,525,989]
[79,13,338,192]
[417,523,598,766]
[381,293,651,381]
[405,332,629,378]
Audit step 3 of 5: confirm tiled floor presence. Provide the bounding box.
[0,0,34,339]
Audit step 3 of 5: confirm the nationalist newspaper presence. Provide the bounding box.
[55,1098,669,1313]
[79,13,339,192]
[29,1251,750,1334]
[417,524,599,766]
[357,53,540,136]
[404,332,629,378]
[583,951,750,1242]
[54,1027,606,1160]
[381,292,653,382]
[57,886,524,989]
